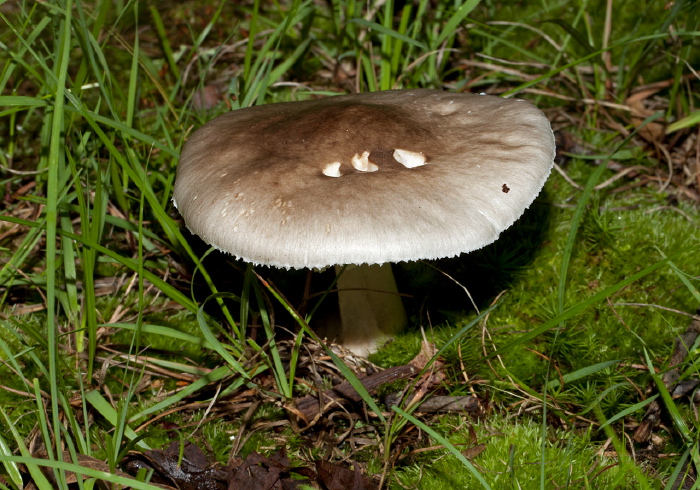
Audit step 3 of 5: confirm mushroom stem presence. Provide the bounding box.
[333,264,408,356]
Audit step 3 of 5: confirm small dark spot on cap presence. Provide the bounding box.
[502,183,510,193]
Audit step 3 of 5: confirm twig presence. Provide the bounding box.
[612,303,700,321]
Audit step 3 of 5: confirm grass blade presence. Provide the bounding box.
[433,0,481,48]
[0,456,166,490]
[350,18,427,50]
[391,406,491,489]
[545,359,621,390]
[643,348,692,442]
[598,394,658,430]
[84,391,150,451]
[0,431,22,488]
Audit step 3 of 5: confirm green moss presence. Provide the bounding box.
[391,417,641,489]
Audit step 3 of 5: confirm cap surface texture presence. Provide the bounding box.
[173,89,555,269]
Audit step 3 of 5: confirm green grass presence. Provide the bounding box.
[1,0,699,488]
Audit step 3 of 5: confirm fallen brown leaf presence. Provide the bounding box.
[121,441,227,490]
[462,443,487,460]
[315,460,376,490]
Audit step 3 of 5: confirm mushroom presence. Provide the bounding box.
[173,89,555,356]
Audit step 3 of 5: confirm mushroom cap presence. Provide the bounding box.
[173,89,555,269]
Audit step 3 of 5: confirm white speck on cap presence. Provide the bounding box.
[350,151,378,172]
[393,149,427,168]
[322,162,343,177]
